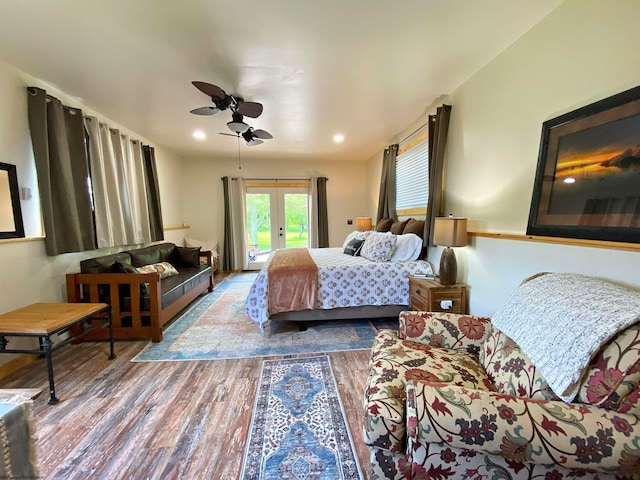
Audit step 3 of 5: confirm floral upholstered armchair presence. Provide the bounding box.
[363,273,640,479]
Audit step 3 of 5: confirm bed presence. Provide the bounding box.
[245,230,434,331]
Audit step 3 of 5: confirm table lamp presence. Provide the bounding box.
[355,217,372,231]
[433,215,467,286]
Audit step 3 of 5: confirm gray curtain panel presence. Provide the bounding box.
[27,87,96,255]
[316,177,329,248]
[376,144,398,222]
[142,145,164,241]
[221,176,233,271]
[424,104,452,246]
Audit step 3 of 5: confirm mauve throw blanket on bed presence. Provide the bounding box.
[267,248,318,315]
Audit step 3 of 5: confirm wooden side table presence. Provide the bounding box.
[408,276,468,314]
[0,303,114,405]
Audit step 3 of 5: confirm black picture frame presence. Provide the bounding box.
[0,162,25,239]
[526,85,640,243]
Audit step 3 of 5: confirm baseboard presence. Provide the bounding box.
[0,354,39,381]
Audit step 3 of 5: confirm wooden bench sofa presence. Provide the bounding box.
[66,242,214,342]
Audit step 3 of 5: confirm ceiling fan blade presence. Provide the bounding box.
[192,81,226,100]
[219,132,239,137]
[246,139,264,146]
[190,106,219,115]
[236,101,263,118]
[252,129,273,140]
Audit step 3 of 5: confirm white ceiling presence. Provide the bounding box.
[0,0,563,163]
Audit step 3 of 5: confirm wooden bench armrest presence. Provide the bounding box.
[66,272,161,303]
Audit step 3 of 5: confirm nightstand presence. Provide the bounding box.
[408,276,468,314]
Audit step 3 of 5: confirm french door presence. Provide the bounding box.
[245,186,309,270]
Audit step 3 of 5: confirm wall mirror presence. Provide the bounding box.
[0,162,25,239]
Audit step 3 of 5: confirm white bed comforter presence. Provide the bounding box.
[245,247,433,329]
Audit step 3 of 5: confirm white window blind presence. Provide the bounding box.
[396,139,429,210]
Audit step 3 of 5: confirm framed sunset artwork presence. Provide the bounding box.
[527,85,640,243]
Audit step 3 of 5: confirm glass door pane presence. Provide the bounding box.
[245,186,310,270]
[282,192,309,249]
[245,192,272,268]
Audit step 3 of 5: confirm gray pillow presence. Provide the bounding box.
[343,238,365,256]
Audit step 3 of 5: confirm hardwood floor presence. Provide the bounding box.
[0,318,374,479]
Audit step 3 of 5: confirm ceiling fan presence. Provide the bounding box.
[190,81,272,144]
[220,125,273,146]
[190,81,263,119]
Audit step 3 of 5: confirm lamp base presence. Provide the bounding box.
[439,247,457,286]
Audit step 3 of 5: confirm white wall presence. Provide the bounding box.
[436,0,640,315]
[181,156,370,250]
[0,58,185,362]
[0,60,40,238]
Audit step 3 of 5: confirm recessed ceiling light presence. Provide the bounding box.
[333,134,344,143]
[193,130,206,140]
[563,177,576,184]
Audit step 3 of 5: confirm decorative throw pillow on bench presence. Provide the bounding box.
[137,262,179,278]
[173,246,201,267]
[184,237,219,269]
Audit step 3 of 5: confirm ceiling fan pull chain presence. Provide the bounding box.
[237,136,242,170]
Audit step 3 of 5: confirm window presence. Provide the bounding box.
[395,138,428,215]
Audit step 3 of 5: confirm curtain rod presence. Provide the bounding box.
[230,177,311,181]
[398,121,429,145]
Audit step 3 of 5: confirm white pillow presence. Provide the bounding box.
[341,230,372,249]
[185,237,218,253]
[389,233,423,262]
[360,232,398,262]
[137,262,179,279]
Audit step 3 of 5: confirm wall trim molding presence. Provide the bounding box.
[164,225,190,231]
[469,231,640,252]
[0,225,191,242]
[0,236,44,244]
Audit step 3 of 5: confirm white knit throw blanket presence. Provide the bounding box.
[492,273,640,402]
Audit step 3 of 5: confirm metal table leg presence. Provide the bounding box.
[42,335,58,405]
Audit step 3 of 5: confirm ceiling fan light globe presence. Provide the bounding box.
[227,120,249,134]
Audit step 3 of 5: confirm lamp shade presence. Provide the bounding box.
[227,112,249,133]
[227,119,249,133]
[355,217,372,231]
[433,216,467,247]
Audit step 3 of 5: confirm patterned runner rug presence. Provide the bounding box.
[240,355,363,479]
[132,273,393,361]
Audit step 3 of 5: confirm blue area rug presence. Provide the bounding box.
[240,355,363,479]
[132,274,386,362]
